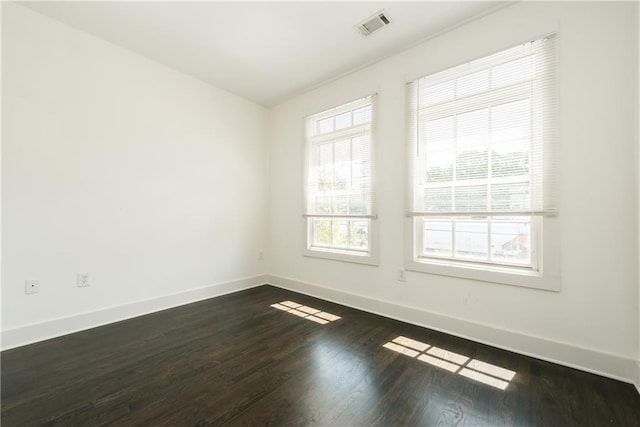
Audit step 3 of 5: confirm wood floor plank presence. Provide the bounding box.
[2,285,639,426]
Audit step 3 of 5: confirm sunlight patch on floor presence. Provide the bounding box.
[383,342,419,358]
[270,301,341,325]
[383,335,516,390]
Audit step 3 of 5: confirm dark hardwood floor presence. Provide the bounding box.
[2,285,639,426]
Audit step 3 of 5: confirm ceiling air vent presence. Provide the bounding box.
[354,10,391,37]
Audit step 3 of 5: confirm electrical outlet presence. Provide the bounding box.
[397,269,406,282]
[77,273,89,287]
[259,250,263,260]
[25,279,40,294]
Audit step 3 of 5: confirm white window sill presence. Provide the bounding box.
[405,257,560,292]
[304,247,379,266]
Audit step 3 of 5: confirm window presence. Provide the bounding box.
[304,96,378,265]
[406,36,558,288]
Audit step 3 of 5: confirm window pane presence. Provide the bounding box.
[424,187,453,212]
[352,135,370,163]
[457,108,489,149]
[332,195,348,215]
[491,99,530,145]
[349,193,366,214]
[457,109,489,180]
[313,220,331,246]
[455,185,487,211]
[456,69,489,98]
[490,220,530,264]
[317,117,333,134]
[350,220,369,249]
[317,143,333,191]
[491,183,530,211]
[335,112,351,130]
[426,151,454,183]
[455,150,488,180]
[425,116,454,151]
[425,116,454,183]
[352,160,366,179]
[353,106,371,125]
[315,196,331,214]
[422,79,454,106]
[331,220,349,247]
[318,142,333,165]
[424,220,452,256]
[351,178,369,196]
[334,139,350,190]
[455,221,488,260]
[334,139,350,160]
[491,55,534,88]
[352,136,370,183]
[492,145,529,178]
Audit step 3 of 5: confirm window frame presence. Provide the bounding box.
[405,36,560,291]
[303,96,379,266]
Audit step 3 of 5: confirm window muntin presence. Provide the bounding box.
[407,36,556,273]
[305,96,376,261]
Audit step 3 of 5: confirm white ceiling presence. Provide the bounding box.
[20,1,509,107]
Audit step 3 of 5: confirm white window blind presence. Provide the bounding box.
[407,36,557,218]
[304,95,376,256]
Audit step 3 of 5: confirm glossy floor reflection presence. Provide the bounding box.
[2,285,639,426]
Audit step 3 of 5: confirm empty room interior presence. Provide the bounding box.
[2,0,640,425]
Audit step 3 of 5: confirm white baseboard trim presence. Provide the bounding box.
[1,274,268,351]
[268,274,639,387]
[634,360,640,394]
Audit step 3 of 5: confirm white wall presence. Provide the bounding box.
[269,1,639,381]
[2,3,268,340]
[637,0,640,393]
